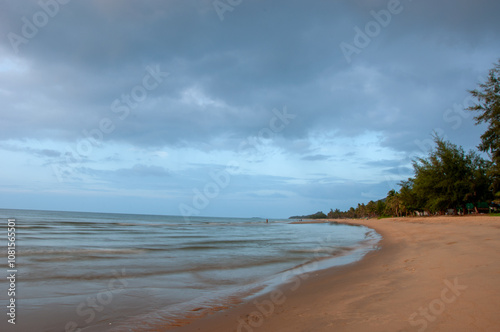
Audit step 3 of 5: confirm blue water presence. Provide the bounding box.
[0,209,380,332]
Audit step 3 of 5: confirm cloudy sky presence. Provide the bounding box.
[1,0,499,218]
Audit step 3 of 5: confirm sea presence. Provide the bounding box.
[0,208,380,332]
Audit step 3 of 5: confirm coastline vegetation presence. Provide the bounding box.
[289,211,328,219]
[292,60,500,219]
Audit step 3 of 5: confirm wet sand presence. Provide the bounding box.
[172,215,500,332]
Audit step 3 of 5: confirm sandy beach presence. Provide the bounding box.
[173,215,500,332]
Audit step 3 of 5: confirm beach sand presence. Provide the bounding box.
[172,215,500,332]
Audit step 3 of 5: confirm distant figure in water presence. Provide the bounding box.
[266,219,268,223]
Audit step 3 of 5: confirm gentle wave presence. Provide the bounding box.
[20,254,316,282]
[18,248,148,256]
[0,208,380,332]
[287,245,353,255]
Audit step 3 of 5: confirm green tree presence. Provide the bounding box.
[376,200,386,216]
[412,136,492,213]
[347,207,356,218]
[310,211,327,219]
[356,203,367,218]
[385,189,402,217]
[467,59,500,196]
[366,200,377,217]
[398,179,419,215]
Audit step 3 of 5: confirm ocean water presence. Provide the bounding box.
[0,209,380,332]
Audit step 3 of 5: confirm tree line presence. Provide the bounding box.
[299,60,500,219]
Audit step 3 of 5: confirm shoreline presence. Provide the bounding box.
[139,221,380,331]
[172,215,500,332]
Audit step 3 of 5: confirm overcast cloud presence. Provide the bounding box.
[1,0,499,217]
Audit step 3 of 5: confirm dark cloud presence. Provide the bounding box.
[31,148,61,158]
[2,0,499,152]
[301,154,331,161]
[81,164,170,179]
[0,142,61,158]
[384,166,413,175]
[363,159,402,168]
